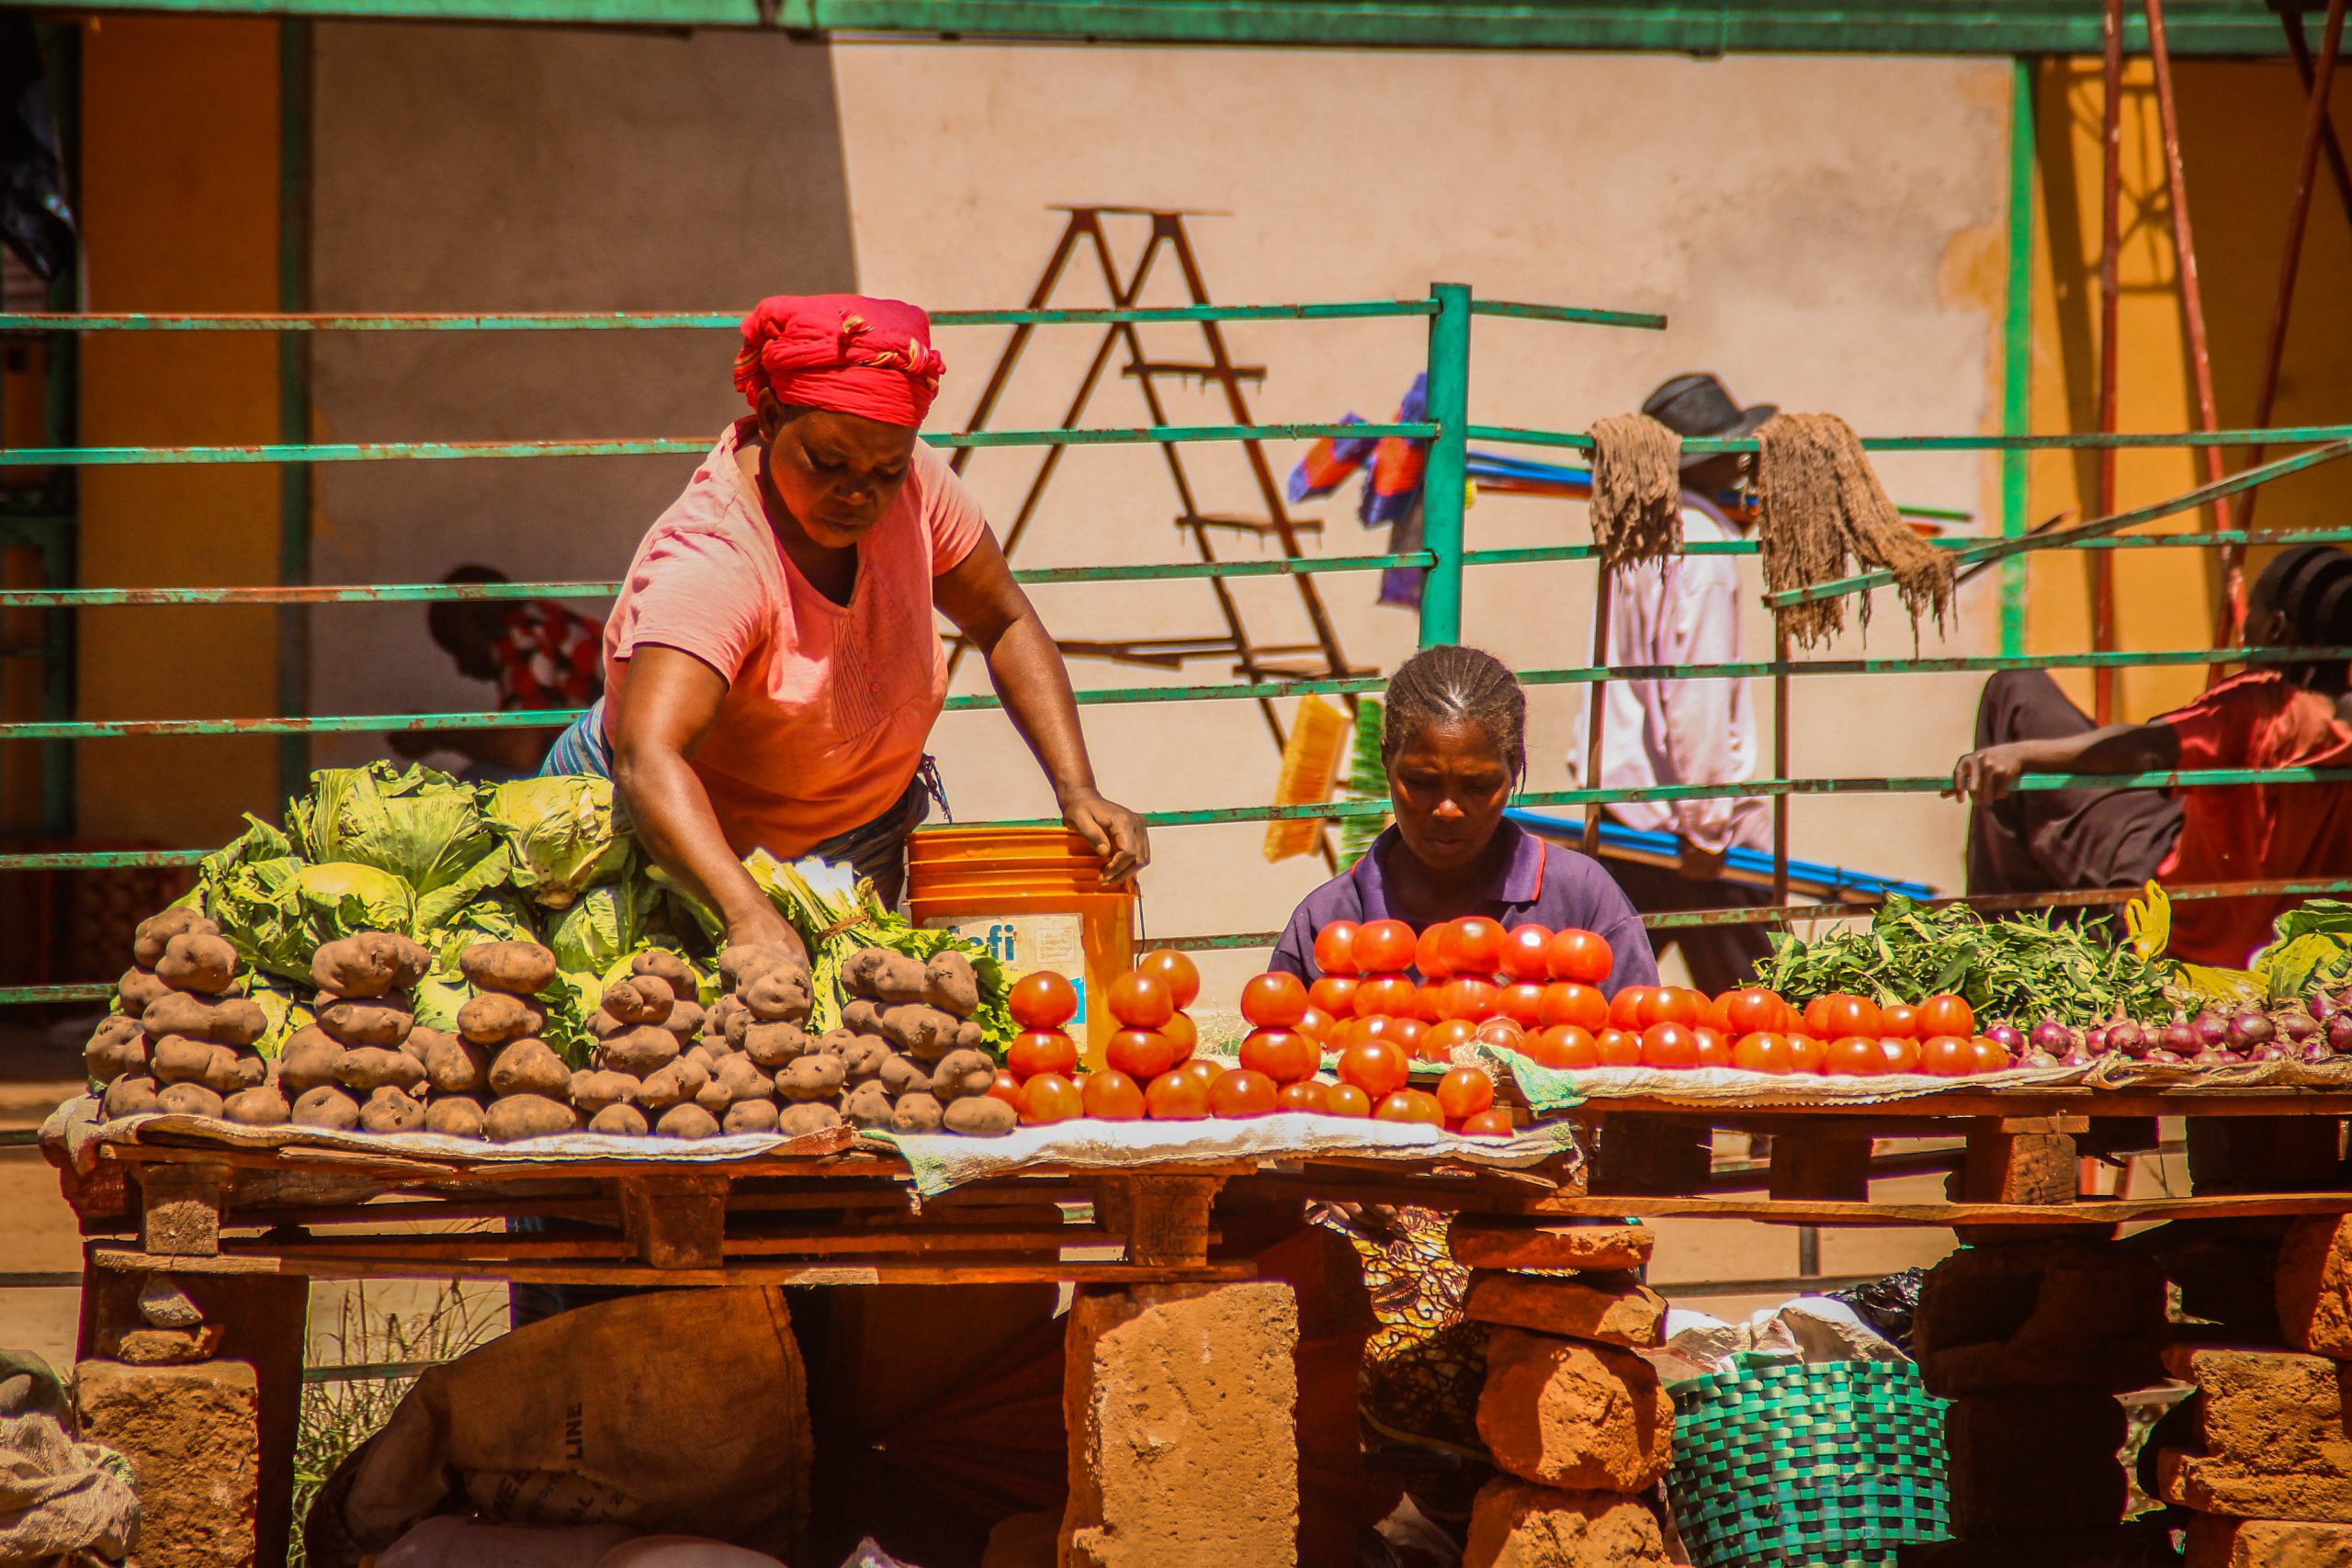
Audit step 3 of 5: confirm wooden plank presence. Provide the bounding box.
[136,1161,232,1258]
[1516,1190,2352,1226]
[617,1172,729,1269]
[222,1227,1109,1263]
[1958,1124,2079,1204]
[1096,1173,1226,1266]
[1577,1088,2352,1119]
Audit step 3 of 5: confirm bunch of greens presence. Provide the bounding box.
[750,851,1011,1043]
[288,761,498,897]
[479,776,633,910]
[1760,895,2169,1027]
[2254,899,2352,1001]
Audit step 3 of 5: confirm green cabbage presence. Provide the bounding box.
[297,862,415,943]
[423,889,540,973]
[549,879,657,979]
[481,775,633,909]
[2255,899,2352,1000]
[411,845,515,932]
[203,854,314,983]
[236,972,313,1059]
[288,761,496,895]
[411,971,470,1036]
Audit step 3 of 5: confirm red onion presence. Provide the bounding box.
[2080,1026,2109,1055]
[2192,1010,2232,1049]
[2143,1046,2186,1065]
[2277,1009,2319,1043]
[2312,990,2337,1023]
[2194,1044,2246,1067]
[2061,1046,2100,1067]
[2249,1042,2295,1063]
[2227,1011,2276,1051]
[2030,1018,2072,1055]
[2328,1011,2352,1053]
[2106,1019,2147,1057]
[1984,1023,2024,1053]
[2162,1017,2200,1055]
[2021,1046,2063,1069]
[2303,1039,2339,1066]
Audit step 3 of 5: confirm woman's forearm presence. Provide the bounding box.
[982,608,1102,806]
[615,742,801,954]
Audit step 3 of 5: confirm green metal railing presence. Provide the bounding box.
[8,284,2352,1010]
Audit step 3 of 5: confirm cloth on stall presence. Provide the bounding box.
[1287,375,1430,608]
[1753,412,1953,649]
[0,1349,140,1564]
[1587,413,1685,570]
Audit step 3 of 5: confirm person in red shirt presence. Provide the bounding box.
[392,566,609,781]
[1951,544,2352,965]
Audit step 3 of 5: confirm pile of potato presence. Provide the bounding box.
[572,947,750,1139]
[824,944,1012,1137]
[86,908,277,1123]
[279,931,440,1133]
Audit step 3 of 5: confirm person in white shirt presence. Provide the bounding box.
[1574,373,1776,993]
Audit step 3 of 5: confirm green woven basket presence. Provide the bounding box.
[1665,1358,1950,1568]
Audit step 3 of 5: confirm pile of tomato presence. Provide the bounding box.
[1576,985,2011,1077]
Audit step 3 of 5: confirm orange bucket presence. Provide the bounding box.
[905,826,1136,1061]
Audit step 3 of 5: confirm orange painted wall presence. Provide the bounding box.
[74,16,285,845]
[2026,54,2352,720]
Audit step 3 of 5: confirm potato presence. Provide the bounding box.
[673,1052,711,1095]
[813,1028,862,1058]
[141,990,228,1043]
[682,1043,719,1074]
[311,932,430,998]
[707,994,747,1044]
[278,1028,346,1095]
[877,1053,933,1097]
[458,940,559,997]
[587,1102,649,1137]
[600,976,673,1028]
[841,947,888,998]
[102,1074,159,1119]
[154,1081,225,1119]
[839,1035,892,1086]
[335,1046,427,1095]
[155,931,238,996]
[587,1010,627,1043]
[222,1085,290,1127]
[722,1099,781,1135]
[319,998,415,1049]
[484,1093,578,1143]
[631,948,698,1001]
[777,1101,843,1136]
[633,1063,692,1111]
[718,942,798,994]
[713,1054,774,1103]
[207,998,268,1049]
[117,967,169,1019]
[85,1018,149,1085]
[944,1096,1017,1137]
[654,1102,721,1140]
[291,1085,362,1130]
[199,1046,266,1097]
[359,1085,426,1134]
[151,1033,223,1087]
[841,998,885,1036]
[694,1076,734,1116]
[888,1092,944,1134]
[599,1025,680,1077]
[133,907,219,968]
[742,968,813,1023]
[869,953,929,1006]
[487,1039,571,1100]
[840,1081,896,1130]
[922,951,980,1018]
[742,1021,813,1069]
[569,1068,639,1115]
[877,1004,962,1062]
[424,1096,487,1139]
[419,1033,489,1096]
[663,999,707,1042]
[955,1019,987,1052]
[456,991,539,1047]
[928,1049,997,1104]
[776,1055,846,1102]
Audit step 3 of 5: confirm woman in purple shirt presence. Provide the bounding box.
[1269,645,1657,997]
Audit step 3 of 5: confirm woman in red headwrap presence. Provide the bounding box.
[543,294,1148,954]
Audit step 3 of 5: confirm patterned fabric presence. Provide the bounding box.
[733,294,945,426]
[492,602,605,710]
[1315,1203,1488,1456]
[1287,374,1431,609]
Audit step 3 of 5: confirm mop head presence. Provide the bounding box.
[1588,412,1685,570]
[1755,412,1954,649]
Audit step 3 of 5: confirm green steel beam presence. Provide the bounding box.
[1418,283,1471,649]
[0,299,1440,331]
[1472,423,2352,452]
[1464,299,1665,331]
[2000,53,2036,659]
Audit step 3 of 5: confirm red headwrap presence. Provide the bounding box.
[732,294,946,428]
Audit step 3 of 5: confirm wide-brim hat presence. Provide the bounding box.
[1641,373,1776,468]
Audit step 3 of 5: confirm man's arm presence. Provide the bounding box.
[1948,721,2180,803]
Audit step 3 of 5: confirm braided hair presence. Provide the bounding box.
[1382,645,1529,783]
[2252,544,2352,687]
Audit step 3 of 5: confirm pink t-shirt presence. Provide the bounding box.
[601,420,986,858]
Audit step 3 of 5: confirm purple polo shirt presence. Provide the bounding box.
[1267,820,1658,996]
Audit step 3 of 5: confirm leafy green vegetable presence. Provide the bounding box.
[420,888,540,974]
[288,761,497,895]
[2253,898,2352,1000]
[752,851,1012,1043]
[549,879,658,979]
[203,855,315,983]
[480,775,633,909]
[411,971,469,1036]
[236,971,313,1058]
[297,862,416,944]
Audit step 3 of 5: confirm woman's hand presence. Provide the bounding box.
[725,905,808,964]
[1063,790,1150,884]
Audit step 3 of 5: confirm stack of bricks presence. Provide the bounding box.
[1449,1218,1677,1568]
[2156,1213,2352,1567]
[1901,1237,2170,1568]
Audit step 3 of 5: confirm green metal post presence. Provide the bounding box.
[277,20,313,806]
[2000,55,2037,658]
[1419,282,1471,649]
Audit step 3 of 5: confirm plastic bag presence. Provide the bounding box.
[1827,1265,1928,1355]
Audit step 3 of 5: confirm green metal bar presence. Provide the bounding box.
[277,17,314,807]
[1464,299,1666,331]
[0,709,583,739]
[1470,423,2352,453]
[0,300,1439,332]
[0,984,111,1004]
[1769,439,2352,610]
[2001,53,2037,660]
[0,849,210,870]
[1418,283,1472,648]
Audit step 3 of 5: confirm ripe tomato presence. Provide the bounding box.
[1498,923,1555,980]
[1803,996,1833,1037]
[1307,975,1360,1019]
[1007,1028,1079,1079]
[1176,1056,1225,1094]
[1323,1082,1373,1117]
[1702,992,1734,1032]
[1159,1010,1199,1063]
[1546,928,1614,986]
[1442,917,1506,976]
[1239,1027,1317,1084]
[1357,1012,1404,1042]
[1476,1017,1526,1053]
[1354,973,1421,1019]
[988,1069,1023,1106]
[1596,1027,1643,1066]
[1374,1089,1446,1126]
[1693,1025,1734,1068]
[1351,919,1418,976]
[1008,970,1080,1032]
[1498,981,1548,1028]
[1312,920,1362,977]
[1107,971,1174,1030]
[1105,1027,1178,1080]
[1523,1024,1600,1069]
[1639,987,1702,1030]
[1919,994,1976,1038]
[1919,1034,1974,1077]
[1414,924,1452,981]
[1415,984,1448,1024]
[1609,986,1652,1031]
[1825,1035,1886,1077]
[1144,1070,1209,1120]
[1336,1038,1409,1100]
[1421,1018,1479,1060]
[1437,976,1501,1022]
[1275,1078,1330,1113]
[1788,1033,1826,1074]
[1721,987,1785,1035]
[1389,1017,1428,1057]
[1136,949,1201,1010]
[1879,1035,1922,1075]
[1080,1068,1146,1120]
[1732,1031,1793,1074]
[1208,1067,1278,1118]
[1239,971,1309,1029]
[1435,1066,1496,1120]
[1017,1072,1083,1124]
[1295,1005,1335,1043]
[1641,1021,1701,1069]
[1816,994,1882,1039]
[1969,1036,2014,1074]
[1458,1108,1515,1138]
[1879,1003,1919,1040]
[1532,982,1602,1032]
